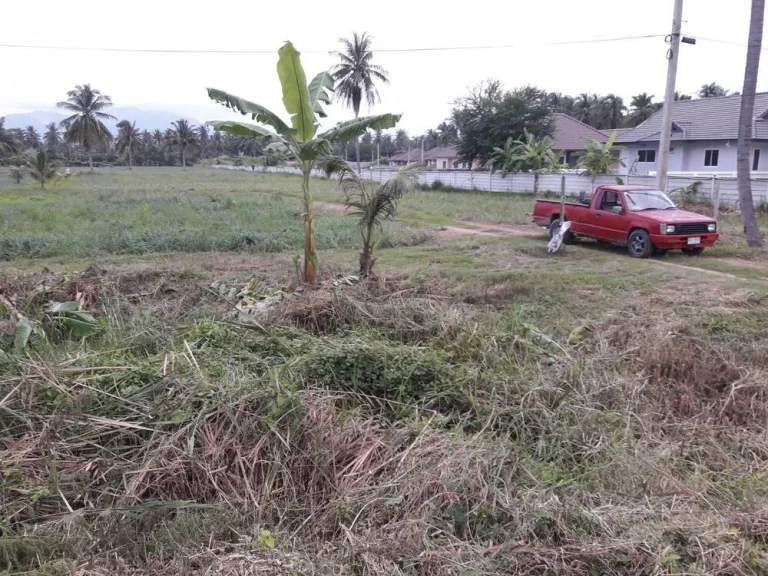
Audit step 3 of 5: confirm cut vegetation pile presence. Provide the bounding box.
[3,263,768,575]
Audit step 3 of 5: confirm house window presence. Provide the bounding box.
[704,149,719,167]
[441,160,447,169]
[637,149,656,163]
[754,149,761,171]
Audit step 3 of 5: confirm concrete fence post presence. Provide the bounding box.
[712,178,721,221]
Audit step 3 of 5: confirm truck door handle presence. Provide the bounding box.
[595,213,601,218]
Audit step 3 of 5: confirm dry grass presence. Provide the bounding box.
[3,259,768,575]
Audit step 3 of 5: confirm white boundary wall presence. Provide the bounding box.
[215,165,768,206]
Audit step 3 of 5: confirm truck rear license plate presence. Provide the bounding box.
[687,237,701,245]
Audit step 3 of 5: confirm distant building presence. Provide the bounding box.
[388,146,477,170]
[551,113,610,167]
[615,93,768,175]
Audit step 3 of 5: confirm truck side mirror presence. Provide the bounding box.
[611,205,624,215]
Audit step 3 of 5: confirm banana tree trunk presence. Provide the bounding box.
[301,167,317,283]
[738,0,765,247]
[533,172,539,196]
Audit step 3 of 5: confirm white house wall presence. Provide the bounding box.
[621,140,768,175]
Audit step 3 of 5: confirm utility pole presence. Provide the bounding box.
[656,0,684,191]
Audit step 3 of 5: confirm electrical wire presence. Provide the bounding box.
[0,34,667,55]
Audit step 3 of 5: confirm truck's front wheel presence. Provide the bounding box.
[628,229,653,258]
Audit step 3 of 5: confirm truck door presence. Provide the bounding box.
[592,190,632,243]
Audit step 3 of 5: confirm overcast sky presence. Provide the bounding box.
[1,0,765,133]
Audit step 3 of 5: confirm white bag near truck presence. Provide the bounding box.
[547,221,571,253]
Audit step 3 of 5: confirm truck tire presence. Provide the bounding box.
[682,247,705,256]
[549,219,573,244]
[628,229,653,258]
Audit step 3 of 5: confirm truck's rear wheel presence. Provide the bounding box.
[549,219,573,244]
[628,229,653,258]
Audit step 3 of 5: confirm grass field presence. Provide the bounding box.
[3,167,768,575]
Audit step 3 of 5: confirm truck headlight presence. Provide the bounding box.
[660,224,676,234]
[708,223,717,232]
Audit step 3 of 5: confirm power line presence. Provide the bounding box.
[0,34,667,55]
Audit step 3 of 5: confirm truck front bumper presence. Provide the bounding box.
[650,233,720,250]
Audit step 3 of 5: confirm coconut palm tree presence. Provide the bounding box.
[24,126,41,149]
[601,94,626,129]
[198,124,210,158]
[44,123,61,154]
[169,119,199,167]
[574,93,598,126]
[628,93,660,127]
[699,82,729,98]
[737,0,765,248]
[394,129,409,152]
[325,158,422,276]
[331,32,390,172]
[162,128,176,165]
[436,121,458,146]
[27,149,57,189]
[211,130,224,157]
[116,120,142,168]
[57,84,115,171]
[0,117,22,157]
[548,92,576,115]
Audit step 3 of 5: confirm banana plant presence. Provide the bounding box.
[206,41,401,284]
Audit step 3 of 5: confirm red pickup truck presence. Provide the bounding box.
[532,185,719,257]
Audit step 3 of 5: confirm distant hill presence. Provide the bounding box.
[2,107,200,134]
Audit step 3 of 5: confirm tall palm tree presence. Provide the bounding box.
[57,84,115,171]
[601,94,626,129]
[547,92,576,116]
[436,121,458,145]
[699,82,729,98]
[331,32,390,172]
[162,128,176,165]
[628,93,660,127]
[198,124,210,158]
[169,119,199,167]
[44,123,61,153]
[424,129,439,149]
[737,0,765,248]
[24,126,41,149]
[0,117,22,157]
[574,93,599,126]
[211,130,224,157]
[394,129,409,152]
[115,120,142,169]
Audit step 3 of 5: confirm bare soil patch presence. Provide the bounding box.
[434,219,543,240]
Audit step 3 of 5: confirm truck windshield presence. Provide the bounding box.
[623,189,676,211]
